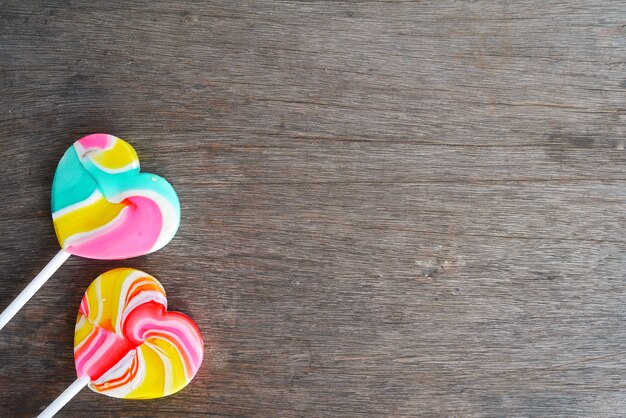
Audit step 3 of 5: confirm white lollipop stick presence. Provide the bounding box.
[0,249,71,331]
[38,376,90,418]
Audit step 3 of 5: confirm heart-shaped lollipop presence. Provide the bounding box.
[0,134,181,332]
[39,269,203,417]
[52,133,180,260]
[74,268,203,399]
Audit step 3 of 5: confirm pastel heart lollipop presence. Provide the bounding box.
[52,133,180,259]
[0,134,180,331]
[39,268,203,417]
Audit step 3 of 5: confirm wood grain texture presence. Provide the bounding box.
[0,1,625,416]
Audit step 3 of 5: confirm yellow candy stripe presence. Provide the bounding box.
[74,315,95,351]
[126,336,190,397]
[126,343,168,399]
[89,137,139,172]
[53,192,126,249]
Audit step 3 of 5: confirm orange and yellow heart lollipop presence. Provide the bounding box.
[39,269,203,417]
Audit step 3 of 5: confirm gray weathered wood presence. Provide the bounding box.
[1,1,625,416]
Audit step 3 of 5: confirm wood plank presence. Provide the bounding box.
[0,1,625,416]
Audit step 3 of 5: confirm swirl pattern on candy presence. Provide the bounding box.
[74,268,203,399]
[51,134,180,260]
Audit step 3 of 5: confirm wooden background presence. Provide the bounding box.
[0,1,625,416]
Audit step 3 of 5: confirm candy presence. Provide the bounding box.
[0,134,182,333]
[74,268,203,399]
[51,134,180,260]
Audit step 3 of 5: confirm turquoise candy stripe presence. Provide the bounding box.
[80,159,181,216]
[122,173,181,215]
[51,146,98,212]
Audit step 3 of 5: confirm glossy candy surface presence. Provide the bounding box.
[52,134,180,260]
[74,268,203,399]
